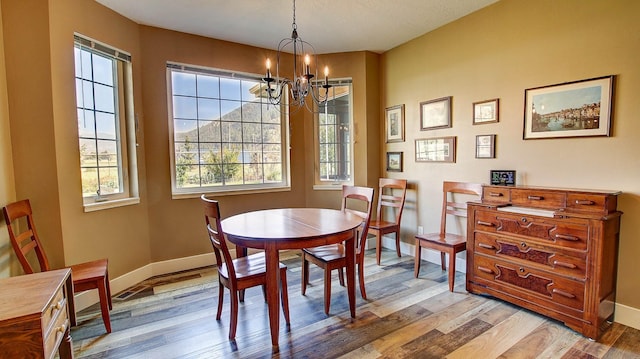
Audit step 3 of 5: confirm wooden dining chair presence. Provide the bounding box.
[414,181,482,291]
[201,195,290,340]
[2,199,112,333]
[301,185,374,314]
[368,178,407,265]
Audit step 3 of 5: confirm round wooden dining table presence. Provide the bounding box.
[221,208,363,351]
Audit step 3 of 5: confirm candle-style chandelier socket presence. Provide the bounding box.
[263,0,332,112]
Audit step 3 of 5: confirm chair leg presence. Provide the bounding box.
[375,231,382,265]
[280,269,290,325]
[358,261,367,300]
[216,282,224,320]
[414,241,421,278]
[97,279,112,333]
[324,268,332,315]
[440,252,447,270]
[106,272,113,310]
[239,289,245,303]
[229,289,239,340]
[395,231,402,258]
[301,254,309,295]
[337,268,345,287]
[448,251,456,292]
[261,285,267,302]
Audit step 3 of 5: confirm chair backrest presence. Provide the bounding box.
[440,181,483,235]
[201,195,236,280]
[2,199,50,274]
[341,185,374,256]
[375,178,407,224]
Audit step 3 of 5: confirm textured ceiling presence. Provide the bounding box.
[96,0,499,54]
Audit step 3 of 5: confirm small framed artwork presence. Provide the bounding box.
[385,104,405,142]
[523,75,614,139]
[420,96,452,131]
[475,134,496,159]
[415,136,456,163]
[386,152,403,172]
[490,170,516,186]
[473,98,499,125]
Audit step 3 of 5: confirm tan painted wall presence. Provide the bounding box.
[381,0,640,309]
[1,0,152,278]
[0,1,16,277]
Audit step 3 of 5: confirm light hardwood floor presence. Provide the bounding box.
[71,250,640,358]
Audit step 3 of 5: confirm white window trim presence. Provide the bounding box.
[74,33,140,212]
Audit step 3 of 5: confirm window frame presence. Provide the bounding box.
[74,34,139,212]
[313,79,354,190]
[166,62,291,198]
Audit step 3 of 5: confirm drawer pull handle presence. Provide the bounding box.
[478,266,494,274]
[553,260,577,269]
[489,192,504,197]
[478,243,495,250]
[477,220,495,227]
[528,195,544,201]
[555,234,579,241]
[520,242,527,248]
[51,299,64,312]
[552,288,576,299]
[575,200,595,206]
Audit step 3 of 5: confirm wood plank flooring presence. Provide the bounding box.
[70,250,640,358]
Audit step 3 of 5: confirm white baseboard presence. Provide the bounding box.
[380,235,640,331]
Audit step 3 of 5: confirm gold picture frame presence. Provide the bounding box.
[420,96,452,131]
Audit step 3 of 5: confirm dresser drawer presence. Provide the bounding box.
[472,255,585,311]
[566,193,616,214]
[483,187,510,204]
[510,189,566,209]
[473,209,589,251]
[42,286,66,334]
[43,302,69,359]
[473,232,587,280]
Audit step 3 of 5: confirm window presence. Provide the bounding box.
[315,81,353,188]
[74,35,138,210]
[167,63,290,196]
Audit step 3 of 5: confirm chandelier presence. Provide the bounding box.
[263,0,332,112]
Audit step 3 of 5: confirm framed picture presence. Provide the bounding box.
[415,136,456,163]
[386,152,403,172]
[473,98,499,125]
[420,96,452,131]
[523,75,614,139]
[385,104,405,142]
[476,134,496,159]
[490,170,516,186]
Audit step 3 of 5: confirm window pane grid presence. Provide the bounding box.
[75,45,123,197]
[317,84,352,183]
[170,68,285,190]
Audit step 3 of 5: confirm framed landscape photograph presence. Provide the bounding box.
[385,104,405,142]
[523,75,614,139]
[420,96,452,131]
[386,152,403,172]
[473,98,499,125]
[476,134,496,159]
[415,136,456,163]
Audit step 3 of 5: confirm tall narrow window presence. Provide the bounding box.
[315,81,353,187]
[74,35,138,209]
[167,63,290,196]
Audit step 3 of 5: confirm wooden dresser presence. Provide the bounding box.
[466,185,622,340]
[0,268,76,359]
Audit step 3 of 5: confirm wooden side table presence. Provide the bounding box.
[0,268,76,359]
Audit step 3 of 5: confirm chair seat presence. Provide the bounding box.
[303,244,346,262]
[218,252,287,280]
[69,258,109,284]
[415,233,466,248]
[368,220,397,230]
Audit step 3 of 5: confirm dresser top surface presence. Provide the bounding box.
[483,184,621,196]
[0,268,70,322]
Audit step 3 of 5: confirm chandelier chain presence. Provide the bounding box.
[292,0,297,31]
